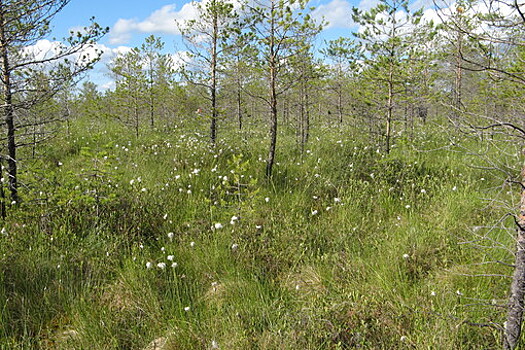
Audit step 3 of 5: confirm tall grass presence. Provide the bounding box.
[0,117,515,349]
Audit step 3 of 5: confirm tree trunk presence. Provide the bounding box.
[453,28,463,119]
[282,92,288,125]
[504,163,525,350]
[338,84,343,125]
[0,5,18,203]
[149,61,155,129]
[210,5,218,145]
[134,97,139,138]
[266,65,277,178]
[386,67,394,154]
[149,94,155,129]
[0,156,6,219]
[266,5,277,179]
[304,80,310,146]
[237,78,242,130]
[305,105,310,145]
[299,82,305,152]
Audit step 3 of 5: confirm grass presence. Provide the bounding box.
[0,116,517,349]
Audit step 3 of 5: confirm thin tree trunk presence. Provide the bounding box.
[453,29,463,119]
[300,79,310,148]
[283,92,288,125]
[149,95,154,129]
[32,118,37,158]
[266,63,277,178]
[338,84,343,125]
[266,3,277,178]
[386,67,394,154]
[298,81,305,151]
[504,163,525,350]
[305,85,310,145]
[0,5,18,203]
[237,78,242,130]
[210,4,218,145]
[0,156,6,219]
[266,87,277,178]
[149,60,155,129]
[134,100,139,138]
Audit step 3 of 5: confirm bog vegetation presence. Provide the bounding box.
[0,0,525,349]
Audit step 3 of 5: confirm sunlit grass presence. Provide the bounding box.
[0,116,514,349]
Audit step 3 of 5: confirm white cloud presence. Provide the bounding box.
[312,0,355,29]
[23,39,64,61]
[138,4,198,33]
[356,0,379,11]
[109,3,199,44]
[311,0,388,30]
[109,45,133,56]
[71,43,132,67]
[110,19,136,45]
[84,44,134,90]
[100,80,116,91]
[23,39,107,68]
[92,47,189,90]
[420,0,519,36]
[108,0,248,45]
[422,7,442,25]
[170,51,191,70]
[410,0,434,12]
[19,40,121,92]
[100,43,186,70]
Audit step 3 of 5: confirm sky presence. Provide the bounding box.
[46,0,438,89]
[51,0,364,46]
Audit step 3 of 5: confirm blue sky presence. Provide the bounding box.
[51,0,361,46]
[46,0,437,89]
[52,0,179,43]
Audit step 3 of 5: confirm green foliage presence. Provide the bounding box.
[106,35,177,136]
[351,0,437,153]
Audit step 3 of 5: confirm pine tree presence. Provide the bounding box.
[179,0,238,145]
[0,0,106,208]
[352,0,424,153]
[247,0,323,177]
